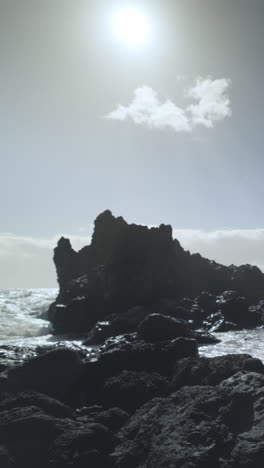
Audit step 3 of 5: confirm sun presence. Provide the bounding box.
[113,7,150,45]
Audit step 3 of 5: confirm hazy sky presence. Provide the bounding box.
[1,0,264,287]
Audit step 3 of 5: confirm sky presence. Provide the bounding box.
[1,0,264,287]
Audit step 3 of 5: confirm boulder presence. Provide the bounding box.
[219,371,264,396]
[220,372,264,467]
[111,385,254,467]
[4,348,84,404]
[138,313,189,342]
[0,404,115,468]
[195,291,217,314]
[217,291,255,327]
[0,391,73,418]
[83,306,150,346]
[50,422,115,467]
[99,337,198,376]
[103,370,168,412]
[191,330,221,344]
[49,295,106,334]
[95,408,129,432]
[169,354,264,392]
[0,406,70,468]
[73,338,198,407]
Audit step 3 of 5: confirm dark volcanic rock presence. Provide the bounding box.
[219,372,264,467]
[95,407,129,432]
[53,237,79,292]
[3,371,264,468]
[0,446,13,467]
[138,313,189,342]
[191,330,221,344]
[49,296,106,334]
[0,391,73,418]
[0,406,68,468]
[49,210,264,335]
[50,422,115,467]
[196,291,218,314]
[205,290,263,332]
[0,404,115,468]
[103,370,168,412]
[169,354,264,392]
[2,348,84,404]
[99,337,198,376]
[217,291,251,325]
[111,385,254,468]
[73,338,198,407]
[83,306,150,346]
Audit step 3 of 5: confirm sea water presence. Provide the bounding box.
[0,288,57,346]
[1,288,264,361]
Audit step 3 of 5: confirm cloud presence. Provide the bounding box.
[105,77,231,133]
[187,78,232,128]
[173,228,264,270]
[2,227,264,288]
[0,233,90,289]
[107,86,191,132]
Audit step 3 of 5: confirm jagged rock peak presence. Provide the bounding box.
[56,236,74,250]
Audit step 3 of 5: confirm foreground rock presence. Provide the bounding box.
[112,384,254,468]
[49,210,264,334]
[74,337,198,407]
[0,403,115,468]
[103,370,168,412]
[0,348,85,404]
[1,338,264,466]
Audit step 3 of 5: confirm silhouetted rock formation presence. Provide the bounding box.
[49,210,264,334]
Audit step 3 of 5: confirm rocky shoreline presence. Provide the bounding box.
[1,335,264,467]
[2,210,264,467]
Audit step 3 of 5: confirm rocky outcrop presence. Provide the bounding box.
[49,210,264,334]
[112,384,254,468]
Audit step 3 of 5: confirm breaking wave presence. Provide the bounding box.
[0,288,58,344]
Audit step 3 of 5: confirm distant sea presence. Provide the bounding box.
[1,288,264,362]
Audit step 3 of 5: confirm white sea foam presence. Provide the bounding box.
[0,288,58,344]
[200,328,264,362]
[0,289,264,362]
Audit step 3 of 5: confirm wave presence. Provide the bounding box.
[0,288,58,343]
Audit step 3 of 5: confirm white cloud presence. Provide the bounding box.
[105,77,231,133]
[187,78,232,128]
[2,227,264,288]
[173,228,264,270]
[0,233,89,289]
[107,86,191,132]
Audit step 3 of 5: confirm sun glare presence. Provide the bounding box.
[113,7,150,45]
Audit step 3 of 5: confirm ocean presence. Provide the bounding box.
[0,288,57,346]
[1,288,264,361]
